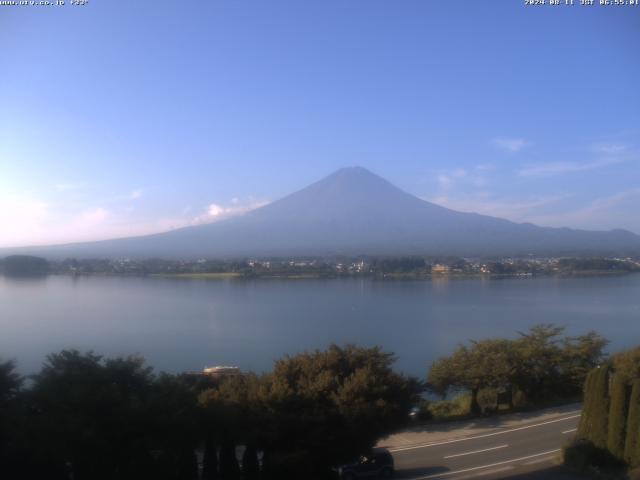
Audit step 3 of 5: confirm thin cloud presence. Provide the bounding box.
[475,164,495,172]
[72,207,111,226]
[129,189,143,200]
[592,143,627,155]
[54,183,84,192]
[429,193,570,223]
[191,198,270,225]
[436,166,487,192]
[109,188,144,202]
[0,191,272,247]
[437,174,452,190]
[526,188,640,232]
[492,137,531,153]
[518,157,624,177]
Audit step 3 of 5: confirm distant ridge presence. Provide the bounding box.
[3,167,640,259]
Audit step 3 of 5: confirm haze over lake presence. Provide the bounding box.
[2,274,639,377]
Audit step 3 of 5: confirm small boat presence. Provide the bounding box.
[202,365,241,377]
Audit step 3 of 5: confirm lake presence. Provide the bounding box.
[1,274,639,378]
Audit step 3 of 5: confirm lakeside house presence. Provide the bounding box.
[431,264,450,274]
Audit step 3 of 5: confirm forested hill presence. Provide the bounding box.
[0,255,49,276]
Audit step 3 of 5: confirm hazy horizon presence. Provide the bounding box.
[2,1,639,248]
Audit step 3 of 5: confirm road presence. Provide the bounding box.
[390,411,582,479]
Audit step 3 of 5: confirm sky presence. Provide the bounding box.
[1,0,639,248]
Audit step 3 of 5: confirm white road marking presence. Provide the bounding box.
[562,428,577,434]
[521,455,557,466]
[389,413,581,453]
[444,444,509,459]
[408,449,562,480]
[454,466,514,480]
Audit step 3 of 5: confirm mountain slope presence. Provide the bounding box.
[4,167,640,259]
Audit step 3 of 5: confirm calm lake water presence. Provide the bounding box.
[1,274,639,377]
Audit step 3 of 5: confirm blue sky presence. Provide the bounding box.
[1,0,639,247]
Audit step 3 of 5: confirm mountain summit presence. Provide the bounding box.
[5,167,640,258]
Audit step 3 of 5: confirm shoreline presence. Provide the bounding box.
[17,270,639,281]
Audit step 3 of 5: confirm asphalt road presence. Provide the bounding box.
[390,411,582,480]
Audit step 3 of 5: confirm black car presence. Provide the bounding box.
[336,448,394,479]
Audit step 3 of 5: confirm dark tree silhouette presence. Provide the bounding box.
[241,443,260,480]
[202,435,219,480]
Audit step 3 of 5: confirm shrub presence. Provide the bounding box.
[564,439,624,472]
[512,389,528,408]
[428,394,470,419]
[629,467,640,480]
[477,388,498,413]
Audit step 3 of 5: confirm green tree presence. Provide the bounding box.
[262,344,422,477]
[613,347,640,381]
[199,373,265,480]
[561,331,609,394]
[202,435,219,480]
[590,365,611,450]
[429,340,515,414]
[511,324,565,403]
[624,380,640,468]
[578,369,597,440]
[607,372,630,460]
[241,443,260,480]
[219,438,240,480]
[0,360,22,404]
[29,350,112,479]
[0,360,24,477]
[199,374,264,446]
[147,373,200,479]
[25,350,202,480]
[428,325,606,414]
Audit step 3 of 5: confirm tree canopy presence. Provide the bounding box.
[428,325,607,413]
[0,344,421,480]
